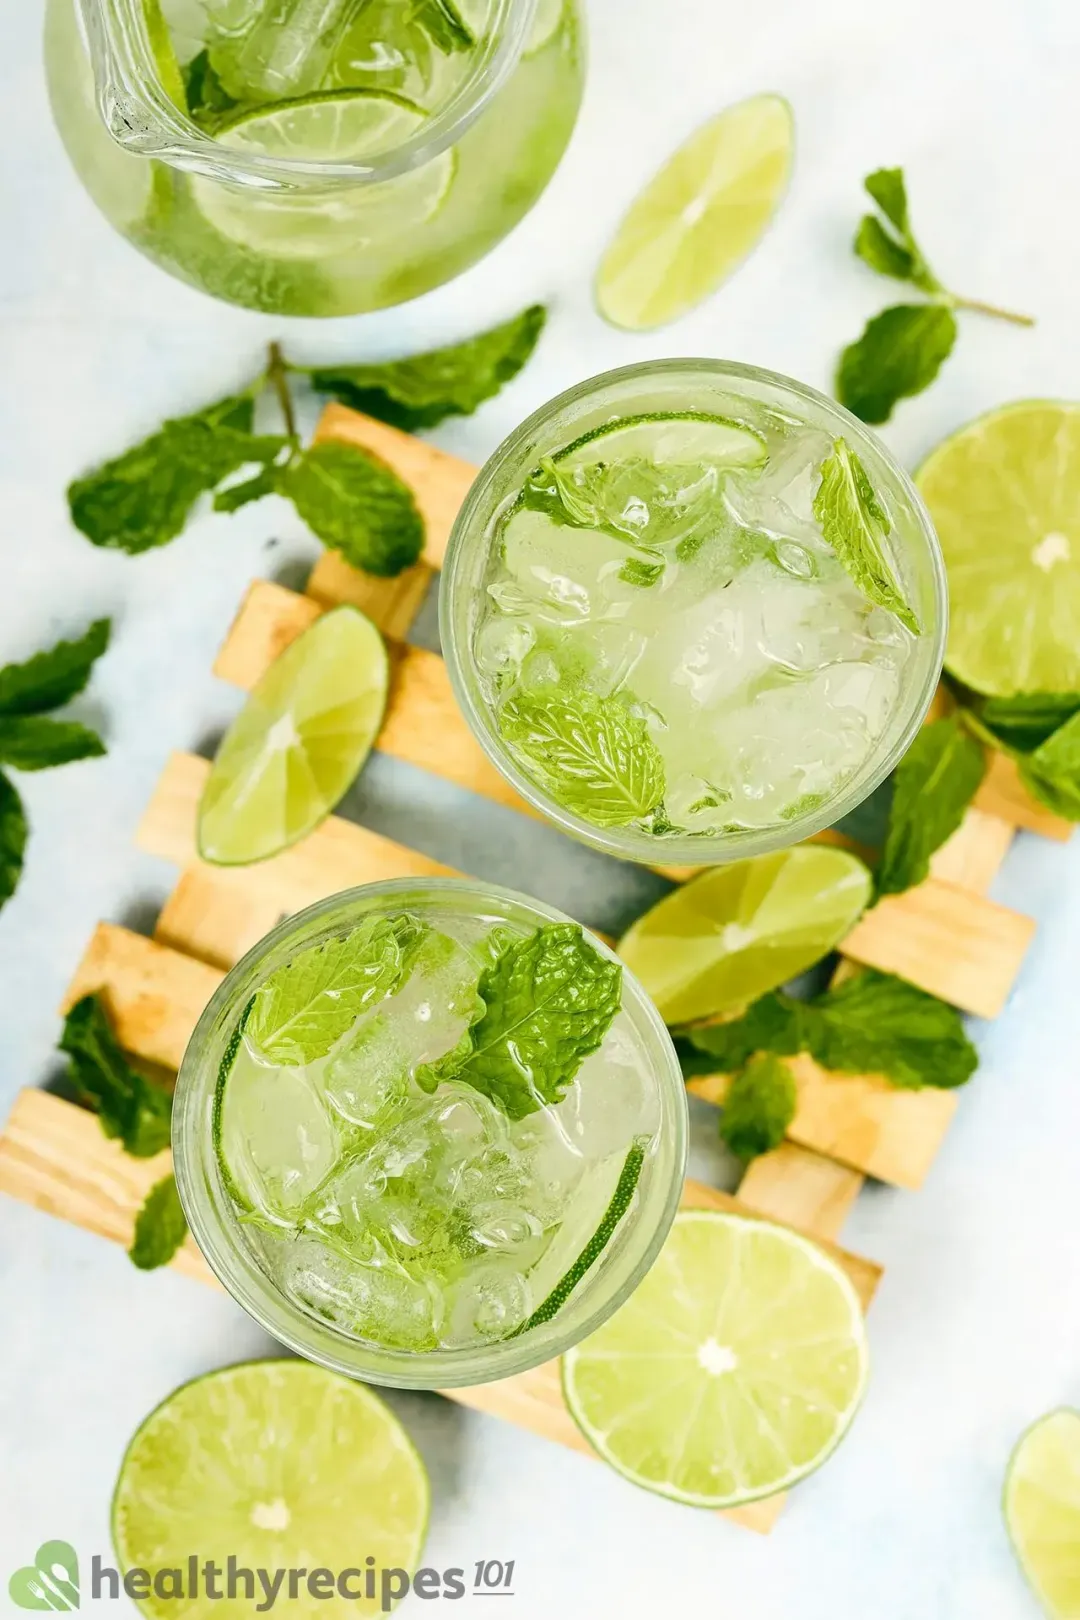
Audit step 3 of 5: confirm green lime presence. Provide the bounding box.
[198,605,388,866]
[617,846,871,1026]
[595,93,794,331]
[917,401,1080,696]
[1005,1408,1080,1618]
[562,1209,868,1508]
[112,1360,429,1618]
[192,91,456,259]
[142,0,187,110]
[557,411,767,474]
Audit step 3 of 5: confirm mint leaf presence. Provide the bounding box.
[836,303,958,425]
[308,305,546,431]
[278,442,424,578]
[500,690,665,828]
[0,619,110,716]
[0,716,105,771]
[68,393,287,554]
[876,717,986,896]
[0,771,27,912]
[409,0,474,53]
[129,1173,189,1270]
[864,167,911,234]
[426,923,622,1121]
[59,994,173,1156]
[619,557,665,587]
[977,692,1080,754]
[719,1054,797,1161]
[678,970,976,1092]
[858,168,941,294]
[249,915,421,1065]
[1018,712,1080,819]
[814,438,919,631]
[213,464,278,513]
[182,49,241,128]
[854,215,918,282]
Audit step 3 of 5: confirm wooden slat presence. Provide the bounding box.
[841,878,1036,1020]
[140,753,460,968]
[929,808,1015,893]
[736,1145,865,1240]
[64,923,223,1072]
[0,1086,877,1537]
[689,1053,957,1190]
[977,751,1073,842]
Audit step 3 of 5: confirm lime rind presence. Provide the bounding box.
[561,1209,869,1510]
[1004,1406,1080,1619]
[555,411,768,473]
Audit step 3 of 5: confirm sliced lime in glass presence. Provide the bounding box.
[596,92,794,331]
[112,1360,429,1618]
[1005,1408,1080,1618]
[192,90,456,259]
[617,846,872,1026]
[142,0,188,110]
[198,605,388,866]
[520,1139,646,1330]
[562,1209,868,1509]
[916,401,1080,696]
[557,411,767,475]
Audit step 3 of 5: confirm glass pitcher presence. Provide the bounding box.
[44,0,584,316]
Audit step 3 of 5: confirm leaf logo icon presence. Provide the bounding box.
[9,1542,80,1610]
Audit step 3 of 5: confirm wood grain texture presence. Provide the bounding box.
[736,1145,865,1240]
[63,923,223,1071]
[977,751,1073,841]
[929,808,1015,893]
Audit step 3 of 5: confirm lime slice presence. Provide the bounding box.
[142,0,187,109]
[520,1140,646,1331]
[198,605,388,866]
[562,1209,868,1508]
[557,412,767,474]
[596,93,794,331]
[112,1360,429,1618]
[617,846,871,1027]
[192,91,456,260]
[1005,1408,1080,1617]
[916,401,1080,696]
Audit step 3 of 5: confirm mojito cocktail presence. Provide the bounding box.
[45,0,583,315]
[442,361,947,863]
[173,881,687,1388]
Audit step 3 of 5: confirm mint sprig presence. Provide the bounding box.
[67,308,547,574]
[719,1054,797,1162]
[500,689,666,830]
[876,716,987,897]
[813,438,919,632]
[948,690,1080,823]
[837,167,1034,424]
[676,968,977,1093]
[59,994,173,1158]
[420,923,622,1121]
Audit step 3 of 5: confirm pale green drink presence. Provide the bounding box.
[173,881,687,1389]
[45,0,583,315]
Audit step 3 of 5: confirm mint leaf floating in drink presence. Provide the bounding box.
[0,773,26,911]
[309,305,546,429]
[0,618,109,714]
[277,442,424,578]
[499,690,666,829]
[68,392,289,553]
[876,715,987,896]
[59,994,173,1157]
[814,438,919,633]
[410,0,475,52]
[423,923,622,1120]
[249,915,421,1065]
[719,1054,797,1162]
[677,969,977,1092]
[129,1174,189,1271]
[837,166,1033,423]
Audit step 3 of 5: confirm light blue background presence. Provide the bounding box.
[3,0,1080,1615]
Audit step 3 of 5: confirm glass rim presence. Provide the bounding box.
[172,876,689,1390]
[439,356,949,867]
[76,0,538,188]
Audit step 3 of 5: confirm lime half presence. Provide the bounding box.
[193,91,455,259]
[596,93,794,331]
[198,605,388,865]
[112,1360,429,1619]
[917,401,1080,696]
[563,1210,868,1508]
[617,846,871,1026]
[1005,1408,1080,1618]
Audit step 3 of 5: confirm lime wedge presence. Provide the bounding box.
[557,412,767,474]
[520,1140,646,1331]
[1005,1408,1080,1618]
[617,846,871,1026]
[596,93,794,331]
[562,1209,868,1508]
[192,91,456,259]
[112,1360,429,1618]
[198,605,388,866]
[917,401,1080,696]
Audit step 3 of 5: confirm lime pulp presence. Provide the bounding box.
[1005,1408,1080,1618]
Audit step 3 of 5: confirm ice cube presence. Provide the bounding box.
[220,1043,342,1224]
[475,618,535,684]
[439,1259,532,1347]
[556,1023,661,1160]
[724,429,835,544]
[267,1233,375,1333]
[232,0,359,97]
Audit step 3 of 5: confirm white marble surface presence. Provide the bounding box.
[3,0,1080,1614]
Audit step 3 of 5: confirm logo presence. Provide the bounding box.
[9,1542,80,1611]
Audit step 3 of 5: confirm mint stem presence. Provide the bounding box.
[950,294,1035,328]
[266,342,299,440]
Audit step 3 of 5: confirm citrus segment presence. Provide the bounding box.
[1005,1408,1080,1618]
